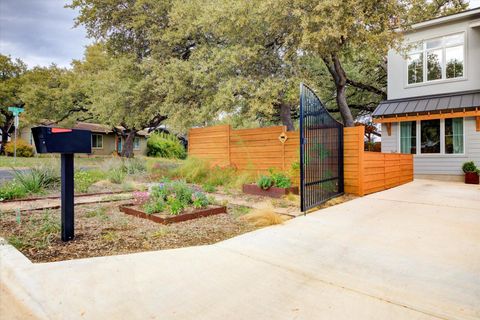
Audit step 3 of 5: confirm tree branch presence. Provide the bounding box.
[346,78,386,99]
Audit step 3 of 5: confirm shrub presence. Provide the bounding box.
[144,180,212,215]
[462,161,477,173]
[147,132,186,159]
[257,175,274,190]
[108,168,126,184]
[0,182,27,200]
[4,139,34,157]
[13,165,60,194]
[271,172,292,188]
[174,157,254,189]
[121,158,146,174]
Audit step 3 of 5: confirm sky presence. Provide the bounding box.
[0,0,91,68]
[1,0,480,69]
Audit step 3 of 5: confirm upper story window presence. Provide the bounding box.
[407,32,464,85]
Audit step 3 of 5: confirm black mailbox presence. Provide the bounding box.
[31,126,93,242]
[31,126,92,154]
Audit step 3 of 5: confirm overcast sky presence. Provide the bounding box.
[1,0,480,69]
[0,0,91,68]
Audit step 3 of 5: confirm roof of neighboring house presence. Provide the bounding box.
[409,8,480,31]
[74,122,149,136]
[372,90,480,118]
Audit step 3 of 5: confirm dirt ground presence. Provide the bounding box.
[0,201,257,263]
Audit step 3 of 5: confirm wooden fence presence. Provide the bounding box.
[188,125,299,173]
[344,126,414,196]
[189,125,413,196]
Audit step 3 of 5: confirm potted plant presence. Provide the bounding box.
[462,161,479,184]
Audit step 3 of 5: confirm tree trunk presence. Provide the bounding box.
[323,54,355,127]
[0,115,14,155]
[121,130,137,158]
[279,103,295,131]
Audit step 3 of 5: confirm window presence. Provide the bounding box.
[445,118,464,154]
[407,33,464,85]
[400,121,416,154]
[92,134,103,149]
[427,49,442,81]
[407,53,423,84]
[133,137,141,150]
[420,120,440,154]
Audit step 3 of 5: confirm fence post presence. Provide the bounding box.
[282,125,286,171]
[358,126,365,196]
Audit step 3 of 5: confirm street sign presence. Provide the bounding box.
[7,107,24,161]
[8,106,24,116]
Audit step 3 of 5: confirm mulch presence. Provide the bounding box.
[0,201,256,263]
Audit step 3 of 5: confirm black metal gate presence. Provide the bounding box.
[300,83,344,211]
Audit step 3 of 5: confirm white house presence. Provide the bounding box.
[373,8,480,180]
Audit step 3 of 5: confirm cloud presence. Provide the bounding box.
[0,0,91,68]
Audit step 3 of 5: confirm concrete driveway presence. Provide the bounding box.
[1,179,479,320]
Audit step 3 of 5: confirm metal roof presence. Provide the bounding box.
[372,90,480,118]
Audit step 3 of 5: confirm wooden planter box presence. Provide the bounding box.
[465,172,479,184]
[242,184,299,198]
[119,204,227,224]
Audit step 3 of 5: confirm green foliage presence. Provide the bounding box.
[0,182,27,200]
[74,169,106,193]
[202,183,217,193]
[13,165,60,194]
[166,196,185,215]
[8,210,60,250]
[462,161,477,173]
[175,157,254,189]
[145,180,212,215]
[108,168,126,184]
[192,192,209,208]
[143,198,166,215]
[121,158,147,174]
[147,132,186,159]
[4,139,34,157]
[257,175,274,190]
[271,172,292,188]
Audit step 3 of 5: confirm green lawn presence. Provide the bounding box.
[0,155,183,169]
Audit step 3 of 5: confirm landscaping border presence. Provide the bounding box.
[119,204,227,224]
[242,184,299,198]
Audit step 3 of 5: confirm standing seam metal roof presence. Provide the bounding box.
[372,90,480,117]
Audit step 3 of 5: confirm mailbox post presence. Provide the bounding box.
[31,127,92,242]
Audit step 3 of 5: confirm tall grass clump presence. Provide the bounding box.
[174,157,255,190]
[13,165,60,194]
[147,132,186,159]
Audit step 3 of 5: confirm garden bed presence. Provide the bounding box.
[242,184,299,198]
[0,201,256,263]
[119,204,227,224]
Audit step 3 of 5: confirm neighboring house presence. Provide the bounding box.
[19,122,149,156]
[373,8,480,180]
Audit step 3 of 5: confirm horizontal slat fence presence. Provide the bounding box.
[189,125,299,177]
[344,126,413,196]
[189,124,413,195]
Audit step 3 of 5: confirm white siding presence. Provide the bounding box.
[381,117,480,175]
[387,17,480,99]
[381,123,399,153]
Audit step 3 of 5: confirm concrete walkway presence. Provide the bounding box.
[1,179,479,320]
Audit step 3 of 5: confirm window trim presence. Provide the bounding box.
[397,118,466,156]
[133,137,141,150]
[92,134,103,149]
[405,31,467,87]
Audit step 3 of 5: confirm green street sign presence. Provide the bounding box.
[8,106,24,116]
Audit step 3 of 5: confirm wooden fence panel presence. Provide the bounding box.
[189,124,414,195]
[343,126,414,196]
